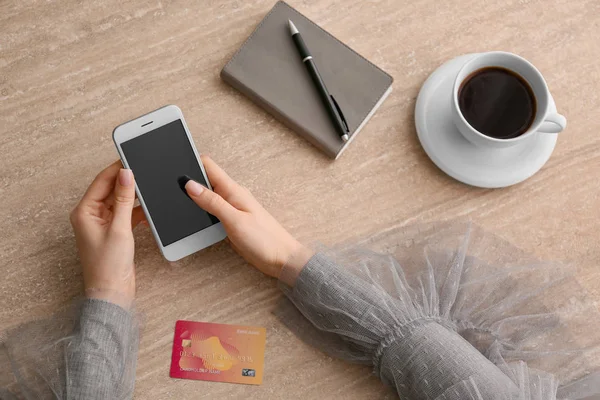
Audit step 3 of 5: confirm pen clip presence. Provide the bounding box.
[330,95,350,133]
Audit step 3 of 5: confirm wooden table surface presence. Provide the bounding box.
[1,0,599,398]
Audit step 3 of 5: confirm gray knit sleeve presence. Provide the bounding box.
[66,299,138,399]
[281,253,519,399]
[276,222,600,399]
[0,298,139,400]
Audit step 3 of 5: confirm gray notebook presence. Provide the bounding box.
[221,1,393,159]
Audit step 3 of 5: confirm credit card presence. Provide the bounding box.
[170,320,266,385]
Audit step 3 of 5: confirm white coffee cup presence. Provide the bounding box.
[451,51,567,149]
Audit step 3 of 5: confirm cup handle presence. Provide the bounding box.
[537,113,567,134]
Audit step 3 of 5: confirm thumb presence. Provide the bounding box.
[112,169,136,231]
[185,179,239,224]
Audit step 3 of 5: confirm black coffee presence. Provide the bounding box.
[458,67,536,139]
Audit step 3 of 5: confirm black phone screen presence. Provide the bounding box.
[121,120,219,246]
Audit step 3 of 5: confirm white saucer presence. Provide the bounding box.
[415,53,558,188]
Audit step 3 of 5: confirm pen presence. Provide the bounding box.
[288,19,350,142]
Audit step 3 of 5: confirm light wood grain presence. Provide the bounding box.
[1,0,599,398]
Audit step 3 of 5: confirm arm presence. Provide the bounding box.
[2,163,142,399]
[67,162,145,399]
[186,157,519,399]
[280,253,520,399]
[1,297,139,400]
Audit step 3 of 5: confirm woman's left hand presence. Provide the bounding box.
[70,161,146,309]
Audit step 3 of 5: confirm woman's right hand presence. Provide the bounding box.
[185,156,313,280]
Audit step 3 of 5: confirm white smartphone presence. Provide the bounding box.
[113,105,227,261]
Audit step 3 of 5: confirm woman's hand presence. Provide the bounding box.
[185,156,313,280]
[70,161,146,308]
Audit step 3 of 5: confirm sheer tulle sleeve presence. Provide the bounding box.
[278,221,600,400]
[1,298,139,399]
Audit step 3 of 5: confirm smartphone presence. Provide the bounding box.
[113,105,226,261]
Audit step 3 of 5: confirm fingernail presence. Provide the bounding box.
[119,169,133,186]
[185,180,204,196]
